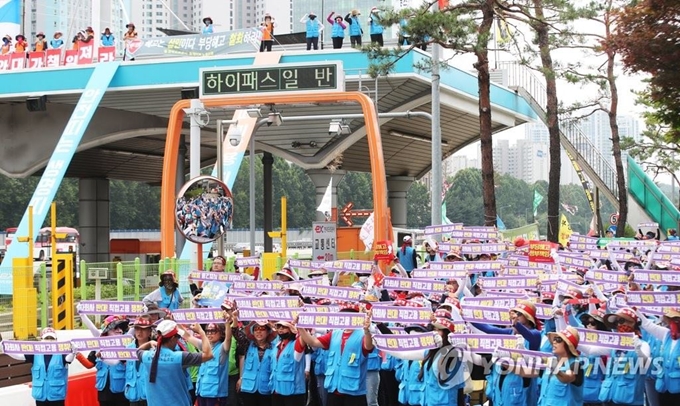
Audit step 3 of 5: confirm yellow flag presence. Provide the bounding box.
[559,214,573,247]
[495,17,512,45]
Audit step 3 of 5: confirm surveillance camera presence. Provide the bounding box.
[229,133,242,147]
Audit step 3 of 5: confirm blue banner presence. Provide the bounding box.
[0,62,120,294]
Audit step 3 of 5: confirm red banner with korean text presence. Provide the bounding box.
[0,54,9,70]
[528,240,557,263]
[45,49,61,67]
[9,52,24,70]
[374,240,394,261]
[27,52,45,69]
[97,46,116,63]
[77,42,95,64]
[64,50,78,66]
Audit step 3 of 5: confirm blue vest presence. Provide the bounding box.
[95,357,126,393]
[313,348,328,376]
[381,353,397,371]
[644,330,662,379]
[142,347,193,406]
[324,330,368,396]
[369,16,383,35]
[487,340,536,406]
[655,332,680,394]
[582,355,605,403]
[367,348,381,371]
[160,288,181,310]
[241,343,273,395]
[538,358,583,406]
[202,26,213,34]
[271,338,306,395]
[331,22,344,39]
[31,354,68,401]
[100,35,115,46]
[397,246,417,271]
[348,16,361,36]
[196,342,230,398]
[125,341,148,401]
[599,349,645,405]
[398,359,425,406]
[423,352,460,406]
[306,20,319,38]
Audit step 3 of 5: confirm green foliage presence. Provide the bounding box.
[337,172,374,226]
[407,181,431,228]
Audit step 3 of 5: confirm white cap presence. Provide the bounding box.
[403,235,412,243]
[40,327,57,340]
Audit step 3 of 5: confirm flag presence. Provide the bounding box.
[0,0,21,40]
[495,16,512,45]
[442,202,453,238]
[497,215,506,231]
[587,214,598,237]
[359,213,375,252]
[559,214,573,247]
[533,190,543,216]
[561,203,578,216]
[316,178,332,221]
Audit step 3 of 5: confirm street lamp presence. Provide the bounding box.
[498,205,512,219]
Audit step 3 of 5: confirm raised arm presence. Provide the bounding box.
[327,12,335,24]
[300,14,309,23]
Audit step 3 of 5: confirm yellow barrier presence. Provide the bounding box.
[12,260,37,339]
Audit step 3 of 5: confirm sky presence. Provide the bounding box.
[440,14,651,158]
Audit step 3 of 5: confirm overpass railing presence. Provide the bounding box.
[627,156,680,232]
[497,61,620,205]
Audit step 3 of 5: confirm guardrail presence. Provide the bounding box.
[627,156,680,232]
[497,61,620,202]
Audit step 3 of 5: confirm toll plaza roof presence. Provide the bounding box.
[0,47,536,183]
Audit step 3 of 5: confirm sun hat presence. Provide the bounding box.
[548,326,580,357]
[512,300,540,328]
[275,265,299,281]
[274,320,297,334]
[40,327,57,340]
[603,308,639,330]
[245,320,277,342]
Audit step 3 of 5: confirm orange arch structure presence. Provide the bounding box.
[160,92,389,258]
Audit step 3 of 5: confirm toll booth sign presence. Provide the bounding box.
[313,222,337,262]
[200,62,344,97]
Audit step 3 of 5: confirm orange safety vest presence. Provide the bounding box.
[15,42,27,52]
[1,44,9,54]
[35,40,45,52]
[262,22,274,40]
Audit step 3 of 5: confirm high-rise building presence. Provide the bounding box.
[579,110,641,163]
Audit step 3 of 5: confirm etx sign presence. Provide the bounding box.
[200,62,344,98]
[313,221,337,262]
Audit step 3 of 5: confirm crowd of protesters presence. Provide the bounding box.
[2,222,680,406]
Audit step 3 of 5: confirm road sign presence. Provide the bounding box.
[610,213,618,225]
[312,222,337,262]
[200,62,344,98]
[340,202,373,227]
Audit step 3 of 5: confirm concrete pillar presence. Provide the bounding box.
[263,152,274,252]
[79,178,110,263]
[306,169,347,222]
[387,176,415,229]
[175,134,187,257]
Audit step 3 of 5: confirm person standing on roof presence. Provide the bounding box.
[101,28,115,47]
[344,9,363,48]
[300,12,323,51]
[327,12,346,49]
[260,14,275,52]
[49,32,63,49]
[202,17,213,34]
[34,32,47,52]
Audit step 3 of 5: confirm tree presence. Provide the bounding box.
[559,0,628,236]
[497,0,593,242]
[444,169,484,226]
[366,0,501,227]
[615,0,680,139]
[406,181,431,228]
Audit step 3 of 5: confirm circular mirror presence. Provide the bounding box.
[175,175,234,244]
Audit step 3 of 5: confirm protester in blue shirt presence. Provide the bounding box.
[396,236,418,274]
[344,9,363,48]
[101,28,115,47]
[327,12,347,49]
[300,12,324,51]
[143,271,184,311]
[202,17,214,34]
[368,7,384,47]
